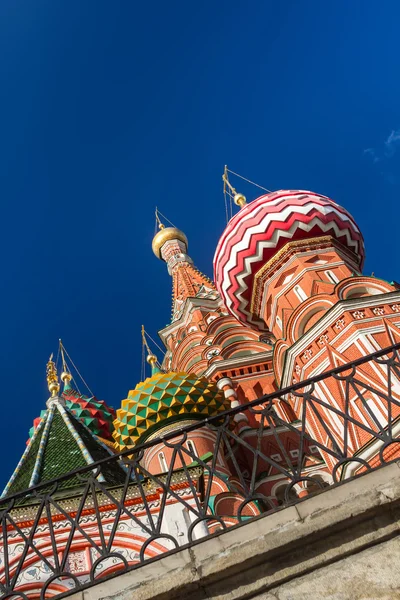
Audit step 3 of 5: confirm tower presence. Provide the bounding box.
[112,349,232,478]
[148,211,324,503]
[213,187,400,474]
[152,215,278,410]
[2,356,123,499]
[2,171,400,600]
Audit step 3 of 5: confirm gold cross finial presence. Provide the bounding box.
[155,207,165,230]
[222,165,247,208]
[46,353,60,398]
[59,339,72,385]
[142,325,157,365]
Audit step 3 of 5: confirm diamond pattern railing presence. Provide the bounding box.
[1,342,400,599]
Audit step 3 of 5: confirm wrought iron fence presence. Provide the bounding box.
[2,342,400,600]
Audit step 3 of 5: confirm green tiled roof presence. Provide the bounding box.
[2,400,126,499]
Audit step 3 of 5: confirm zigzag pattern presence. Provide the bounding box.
[213,190,365,330]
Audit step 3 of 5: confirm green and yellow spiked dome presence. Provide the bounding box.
[113,370,230,450]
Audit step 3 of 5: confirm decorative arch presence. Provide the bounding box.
[291,298,335,341]
[337,276,394,301]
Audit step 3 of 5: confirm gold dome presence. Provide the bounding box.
[152,226,188,259]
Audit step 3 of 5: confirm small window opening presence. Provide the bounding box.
[294,285,308,302]
[325,270,339,284]
[159,451,168,472]
[186,440,197,457]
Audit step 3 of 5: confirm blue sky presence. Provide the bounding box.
[1,0,399,488]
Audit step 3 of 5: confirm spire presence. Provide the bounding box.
[46,354,60,398]
[59,339,73,390]
[2,353,123,499]
[151,211,216,322]
[2,402,126,498]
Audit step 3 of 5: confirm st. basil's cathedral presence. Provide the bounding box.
[2,172,400,598]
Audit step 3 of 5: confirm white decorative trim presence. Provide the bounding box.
[204,351,273,378]
[281,290,400,387]
[217,377,234,389]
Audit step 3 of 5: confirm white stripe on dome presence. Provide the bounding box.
[219,215,363,330]
[219,201,361,300]
[214,193,361,278]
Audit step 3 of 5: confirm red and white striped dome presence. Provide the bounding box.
[213,190,365,330]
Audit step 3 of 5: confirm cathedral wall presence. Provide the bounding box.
[0,491,202,598]
[65,461,400,600]
[142,426,229,479]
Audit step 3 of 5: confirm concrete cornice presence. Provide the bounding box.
[71,461,400,600]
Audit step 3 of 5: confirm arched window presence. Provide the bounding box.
[158,451,168,472]
[275,484,298,506]
[344,286,382,300]
[306,475,331,495]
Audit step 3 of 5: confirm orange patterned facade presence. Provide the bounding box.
[150,188,400,501]
[3,185,400,598]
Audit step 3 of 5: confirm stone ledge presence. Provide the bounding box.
[67,462,400,600]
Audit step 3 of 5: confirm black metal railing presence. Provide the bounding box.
[2,342,400,600]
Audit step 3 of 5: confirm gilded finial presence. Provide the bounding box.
[46,353,60,398]
[142,325,160,373]
[222,165,246,209]
[146,353,157,365]
[155,207,165,230]
[59,339,73,385]
[152,210,188,259]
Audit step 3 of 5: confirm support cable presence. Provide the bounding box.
[227,168,271,193]
[59,341,94,397]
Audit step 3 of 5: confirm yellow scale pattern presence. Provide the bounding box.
[113,371,229,450]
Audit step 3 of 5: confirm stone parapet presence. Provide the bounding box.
[69,461,400,600]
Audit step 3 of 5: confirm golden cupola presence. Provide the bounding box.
[113,352,230,450]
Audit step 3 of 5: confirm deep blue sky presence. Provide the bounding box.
[1,0,399,488]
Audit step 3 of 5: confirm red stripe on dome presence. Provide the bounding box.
[213,190,365,330]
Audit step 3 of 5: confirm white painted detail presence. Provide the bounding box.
[294,285,308,302]
[159,451,168,472]
[326,270,339,284]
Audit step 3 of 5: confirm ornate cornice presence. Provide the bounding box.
[203,350,273,379]
[6,467,203,528]
[250,236,359,315]
[280,290,400,388]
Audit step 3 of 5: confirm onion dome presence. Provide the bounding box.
[213,190,365,330]
[113,370,230,450]
[61,382,116,441]
[28,385,116,442]
[152,226,188,259]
